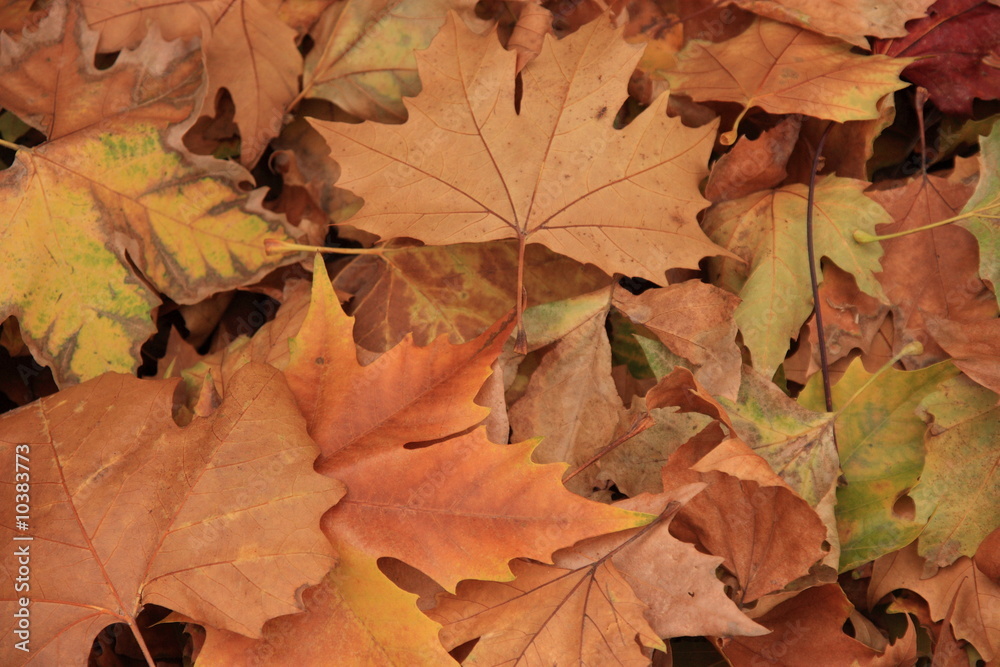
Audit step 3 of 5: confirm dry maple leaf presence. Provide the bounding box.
[0,1,301,385]
[665,18,912,144]
[310,13,729,296]
[283,256,514,472]
[0,364,343,665]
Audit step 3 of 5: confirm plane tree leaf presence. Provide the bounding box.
[300,0,480,122]
[310,12,729,283]
[702,176,889,378]
[912,374,1000,569]
[0,364,343,665]
[0,2,302,385]
[283,256,514,472]
[322,427,655,590]
[800,358,961,570]
[665,18,912,144]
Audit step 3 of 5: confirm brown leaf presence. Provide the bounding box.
[867,171,997,366]
[705,115,801,202]
[925,315,1000,395]
[718,584,918,665]
[0,364,342,664]
[311,13,729,282]
[613,281,742,399]
[870,541,1000,662]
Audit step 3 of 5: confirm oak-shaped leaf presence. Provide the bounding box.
[665,18,911,144]
[0,364,343,665]
[703,176,889,378]
[311,13,729,283]
[0,1,302,385]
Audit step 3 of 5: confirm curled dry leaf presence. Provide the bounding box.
[0,364,343,665]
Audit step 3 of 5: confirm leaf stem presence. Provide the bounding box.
[127,618,157,667]
[513,234,528,354]
[807,123,834,412]
[853,198,1000,243]
[264,239,391,256]
[0,137,30,153]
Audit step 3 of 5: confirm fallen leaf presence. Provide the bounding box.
[333,240,611,352]
[0,364,343,664]
[870,541,1000,662]
[703,176,889,378]
[705,115,802,202]
[311,13,728,283]
[958,123,1000,307]
[0,2,300,385]
[926,315,1000,395]
[322,427,655,590]
[509,287,625,496]
[284,256,513,471]
[731,0,935,47]
[665,18,911,144]
[866,170,996,365]
[300,0,480,122]
[718,584,918,665]
[187,544,454,666]
[613,280,742,400]
[799,358,961,570]
[874,0,1000,115]
[912,374,1000,569]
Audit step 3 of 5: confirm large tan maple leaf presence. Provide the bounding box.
[310,13,730,288]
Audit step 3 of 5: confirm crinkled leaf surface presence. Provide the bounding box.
[311,13,728,281]
[302,0,479,122]
[0,3,300,385]
[703,176,889,378]
[800,358,961,570]
[0,364,343,665]
[665,18,911,143]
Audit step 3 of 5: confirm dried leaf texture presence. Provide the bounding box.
[0,365,343,664]
[311,13,729,282]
